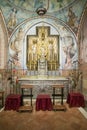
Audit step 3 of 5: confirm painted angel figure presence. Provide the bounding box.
[7,8,17,29]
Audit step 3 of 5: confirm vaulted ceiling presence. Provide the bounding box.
[0,0,87,36]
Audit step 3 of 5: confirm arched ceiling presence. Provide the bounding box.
[0,0,87,35]
[7,0,77,13]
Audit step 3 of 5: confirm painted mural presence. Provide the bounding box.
[67,6,78,34]
[80,15,87,63]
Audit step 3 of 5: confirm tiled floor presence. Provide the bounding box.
[0,103,87,130]
[84,101,87,111]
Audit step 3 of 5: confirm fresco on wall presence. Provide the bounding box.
[9,27,24,68]
[61,36,77,69]
[0,11,8,69]
[7,8,18,31]
[67,6,78,34]
[80,16,87,63]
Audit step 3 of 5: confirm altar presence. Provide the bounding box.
[18,76,69,98]
[17,25,69,98]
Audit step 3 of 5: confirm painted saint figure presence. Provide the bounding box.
[10,28,24,68]
[7,8,17,29]
[62,36,76,69]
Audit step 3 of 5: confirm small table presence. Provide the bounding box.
[18,85,33,112]
[0,91,4,107]
[5,94,22,110]
[36,94,53,111]
[67,92,85,107]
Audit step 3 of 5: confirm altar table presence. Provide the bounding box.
[18,77,69,98]
[5,94,22,110]
[67,92,85,107]
[36,94,53,111]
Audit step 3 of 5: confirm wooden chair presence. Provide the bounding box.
[52,85,66,111]
[18,85,33,112]
[0,91,4,107]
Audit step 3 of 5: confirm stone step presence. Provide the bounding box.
[53,104,66,111]
[18,105,33,112]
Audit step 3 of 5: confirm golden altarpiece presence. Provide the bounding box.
[26,26,59,76]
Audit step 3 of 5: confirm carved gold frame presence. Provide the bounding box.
[26,26,59,70]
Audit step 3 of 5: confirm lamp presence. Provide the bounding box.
[36,7,47,16]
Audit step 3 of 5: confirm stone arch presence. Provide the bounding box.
[0,9,8,69]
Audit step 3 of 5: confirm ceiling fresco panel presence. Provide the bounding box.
[0,0,86,35]
[7,0,77,13]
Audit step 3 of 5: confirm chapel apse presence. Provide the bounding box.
[8,19,78,71]
[0,0,87,92]
[0,0,86,72]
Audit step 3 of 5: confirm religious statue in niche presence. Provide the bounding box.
[27,26,59,71]
[38,48,48,76]
[48,40,54,60]
[31,40,37,61]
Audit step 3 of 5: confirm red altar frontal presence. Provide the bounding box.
[36,94,53,111]
[5,94,22,111]
[67,92,85,107]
